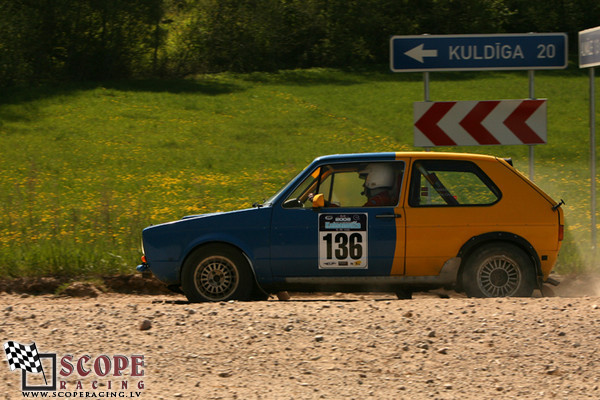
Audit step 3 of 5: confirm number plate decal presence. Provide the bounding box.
[319,213,368,269]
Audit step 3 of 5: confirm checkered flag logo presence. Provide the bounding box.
[3,341,45,376]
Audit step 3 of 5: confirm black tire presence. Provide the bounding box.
[249,284,270,301]
[395,289,413,300]
[462,243,535,298]
[181,245,253,302]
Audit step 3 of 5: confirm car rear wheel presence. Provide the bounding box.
[182,245,253,302]
[462,243,535,298]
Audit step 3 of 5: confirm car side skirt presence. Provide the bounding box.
[268,257,460,292]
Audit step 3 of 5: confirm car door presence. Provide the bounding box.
[269,160,407,277]
[403,158,503,276]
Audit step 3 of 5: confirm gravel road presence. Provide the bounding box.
[1,275,600,400]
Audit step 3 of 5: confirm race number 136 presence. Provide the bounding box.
[319,214,367,269]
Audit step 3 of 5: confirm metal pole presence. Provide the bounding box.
[424,71,430,102]
[528,70,535,181]
[528,146,534,181]
[591,67,596,253]
[424,72,431,152]
[528,70,535,98]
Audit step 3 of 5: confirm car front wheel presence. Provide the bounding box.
[182,245,253,302]
[462,243,535,298]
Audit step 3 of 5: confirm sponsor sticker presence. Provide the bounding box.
[318,213,367,269]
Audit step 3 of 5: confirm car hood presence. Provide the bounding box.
[160,206,267,224]
[180,212,220,220]
[143,206,273,238]
[143,205,272,258]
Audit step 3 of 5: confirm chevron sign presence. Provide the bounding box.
[413,99,547,147]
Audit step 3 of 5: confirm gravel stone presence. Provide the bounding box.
[139,319,152,331]
[1,279,600,399]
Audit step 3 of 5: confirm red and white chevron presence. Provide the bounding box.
[413,99,547,147]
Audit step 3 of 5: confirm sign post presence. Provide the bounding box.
[579,26,600,253]
[528,70,535,181]
[391,32,568,182]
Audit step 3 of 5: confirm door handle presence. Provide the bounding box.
[376,213,402,219]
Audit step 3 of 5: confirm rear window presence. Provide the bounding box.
[409,160,501,207]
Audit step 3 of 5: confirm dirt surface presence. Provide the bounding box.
[1,275,600,399]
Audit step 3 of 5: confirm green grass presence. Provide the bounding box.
[0,67,598,277]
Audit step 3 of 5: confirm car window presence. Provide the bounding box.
[283,162,405,208]
[319,171,367,207]
[409,160,501,207]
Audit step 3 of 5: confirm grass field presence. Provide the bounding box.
[0,67,598,278]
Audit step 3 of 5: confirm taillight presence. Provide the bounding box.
[141,255,147,264]
[558,225,564,241]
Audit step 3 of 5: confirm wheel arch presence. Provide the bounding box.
[456,232,542,291]
[179,241,267,296]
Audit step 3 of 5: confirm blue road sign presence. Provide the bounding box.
[579,26,600,68]
[390,33,568,72]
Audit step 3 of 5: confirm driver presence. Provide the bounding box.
[359,163,395,207]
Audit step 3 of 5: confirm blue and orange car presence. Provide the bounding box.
[137,152,564,301]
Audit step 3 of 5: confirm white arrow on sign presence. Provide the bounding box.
[404,44,438,63]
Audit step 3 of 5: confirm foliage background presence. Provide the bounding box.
[1,0,600,86]
[0,69,596,277]
[0,1,598,278]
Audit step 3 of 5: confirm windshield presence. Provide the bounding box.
[283,161,405,208]
[261,163,312,206]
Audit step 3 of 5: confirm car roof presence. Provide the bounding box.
[313,152,500,163]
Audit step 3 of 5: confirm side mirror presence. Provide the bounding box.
[312,193,325,209]
[282,198,303,208]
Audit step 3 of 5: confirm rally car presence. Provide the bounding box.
[137,152,564,302]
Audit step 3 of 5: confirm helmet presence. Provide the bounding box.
[359,164,394,189]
